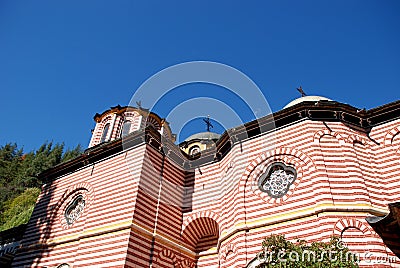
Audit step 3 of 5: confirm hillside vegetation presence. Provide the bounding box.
[0,142,82,231]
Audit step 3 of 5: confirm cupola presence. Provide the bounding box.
[88,105,174,148]
[179,131,221,157]
[283,95,332,109]
[283,86,332,109]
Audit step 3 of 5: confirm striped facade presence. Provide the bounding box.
[12,99,400,267]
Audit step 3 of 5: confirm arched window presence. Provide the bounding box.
[122,120,132,137]
[100,123,110,143]
[189,145,201,156]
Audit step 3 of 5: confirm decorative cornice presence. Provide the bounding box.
[39,100,400,181]
[94,105,144,123]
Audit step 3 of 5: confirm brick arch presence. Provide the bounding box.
[157,248,178,266]
[220,243,238,260]
[384,126,400,146]
[182,210,222,234]
[113,115,124,137]
[313,129,346,144]
[96,115,113,141]
[57,182,95,211]
[123,110,140,118]
[241,147,316,179]
[332,218,372,237]
[99,114,113,127]
[122,111,141,132]
[314,129,372,146]
[346,134,369,145]
[39,181,95,243]
[175,259,196,268]
[181,216,219,253]
[240,147,316,187]
[239,147,317,206]
[146,113,162,131]
[57,182,95,230]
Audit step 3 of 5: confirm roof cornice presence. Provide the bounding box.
[39,99,400,181]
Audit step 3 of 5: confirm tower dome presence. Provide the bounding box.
[179,131,221,157]
[283,95,331,109]
[184,132,221,141]
[88,105,174,148]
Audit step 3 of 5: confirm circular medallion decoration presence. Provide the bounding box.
[64,195,85,226]
[56,182,94,230]
[258,162,297,198]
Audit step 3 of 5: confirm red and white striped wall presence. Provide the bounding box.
[13,113,400,267]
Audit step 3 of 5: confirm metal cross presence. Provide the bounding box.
[297,86,306,97]
[203,115,213,132]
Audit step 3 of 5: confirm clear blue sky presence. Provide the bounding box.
[1,1,399,152]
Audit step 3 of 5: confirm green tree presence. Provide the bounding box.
[0,188,40,231]
[0,143,24,212]
[255,234,358,268]
[17,142,64,188]
[0,142,83,231]
[62,144,83,162]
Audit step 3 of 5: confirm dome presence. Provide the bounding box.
[283,95,331,109]
[184,132,221,142]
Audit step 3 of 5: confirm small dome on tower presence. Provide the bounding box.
[184,132,221,142]
[180,131,221,157]
[283,95,331,109]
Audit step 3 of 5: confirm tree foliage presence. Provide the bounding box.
[0,142,82,231]
[255,234,358,268]
[0,187,40,231]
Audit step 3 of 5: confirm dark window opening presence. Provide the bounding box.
[100,123,110,143]
[122,121,132,137]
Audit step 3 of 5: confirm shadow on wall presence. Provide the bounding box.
[12,181,55,267]
[0,224,27,267]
